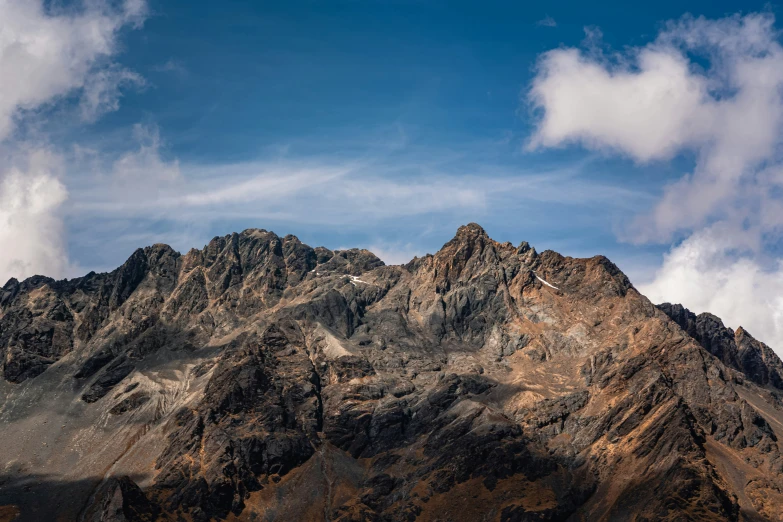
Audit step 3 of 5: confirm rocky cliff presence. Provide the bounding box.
[1,224,783,521]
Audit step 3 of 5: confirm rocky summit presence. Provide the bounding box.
[1,224,783,522]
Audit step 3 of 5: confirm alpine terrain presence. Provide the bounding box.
[1,223,783,522]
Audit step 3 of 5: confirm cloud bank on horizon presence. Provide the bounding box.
[0,0,146,281]
[529,13,783,351]
[1,2,783,354]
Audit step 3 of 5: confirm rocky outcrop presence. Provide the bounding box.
[153,323,321,520]
[659,302,783,390]
[0,224,783,521]
[735,327,783,390]
[82,476,159,522]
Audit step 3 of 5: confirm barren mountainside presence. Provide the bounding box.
[1,224,783,521]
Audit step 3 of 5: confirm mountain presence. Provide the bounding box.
[1,223,783,521]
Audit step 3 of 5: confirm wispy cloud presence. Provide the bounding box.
[65,140,651,226]
[537,16,557,28]
[152,59,188,76]
[44,127,654,277]
[80,67,146,122]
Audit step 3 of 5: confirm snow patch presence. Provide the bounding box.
[535,274,559,290]
[349,275,370,286]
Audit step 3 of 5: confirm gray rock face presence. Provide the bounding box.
[659,302,783,390]
[1,224,783,521]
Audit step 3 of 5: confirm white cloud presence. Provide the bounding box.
[529,13,783,352]
[639,226,783,352]
[0,0,147,139]
[529,46,707,163]
[529,13,783,241]
[0,150,70,284]
[0,0,147,283]
[537,16,557,28]
[80,67,145,122]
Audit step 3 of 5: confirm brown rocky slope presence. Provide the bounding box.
[1,224,783,521]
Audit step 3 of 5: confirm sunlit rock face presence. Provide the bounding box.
[1,224,783,521]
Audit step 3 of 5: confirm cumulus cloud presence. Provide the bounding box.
[529,13,783,242]
[638,227,783,351]
[0,151,70,284]
[0,0,147,138]
[529,13,783,351]
[0,0,146,283]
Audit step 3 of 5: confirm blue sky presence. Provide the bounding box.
[64,0,755,275]
[4,0,783,350]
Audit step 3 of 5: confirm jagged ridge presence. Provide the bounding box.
[0,224,782,521]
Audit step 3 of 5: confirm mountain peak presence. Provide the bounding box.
[3,226,783,521]
[658,303,783,390]
[453,222,489,241]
